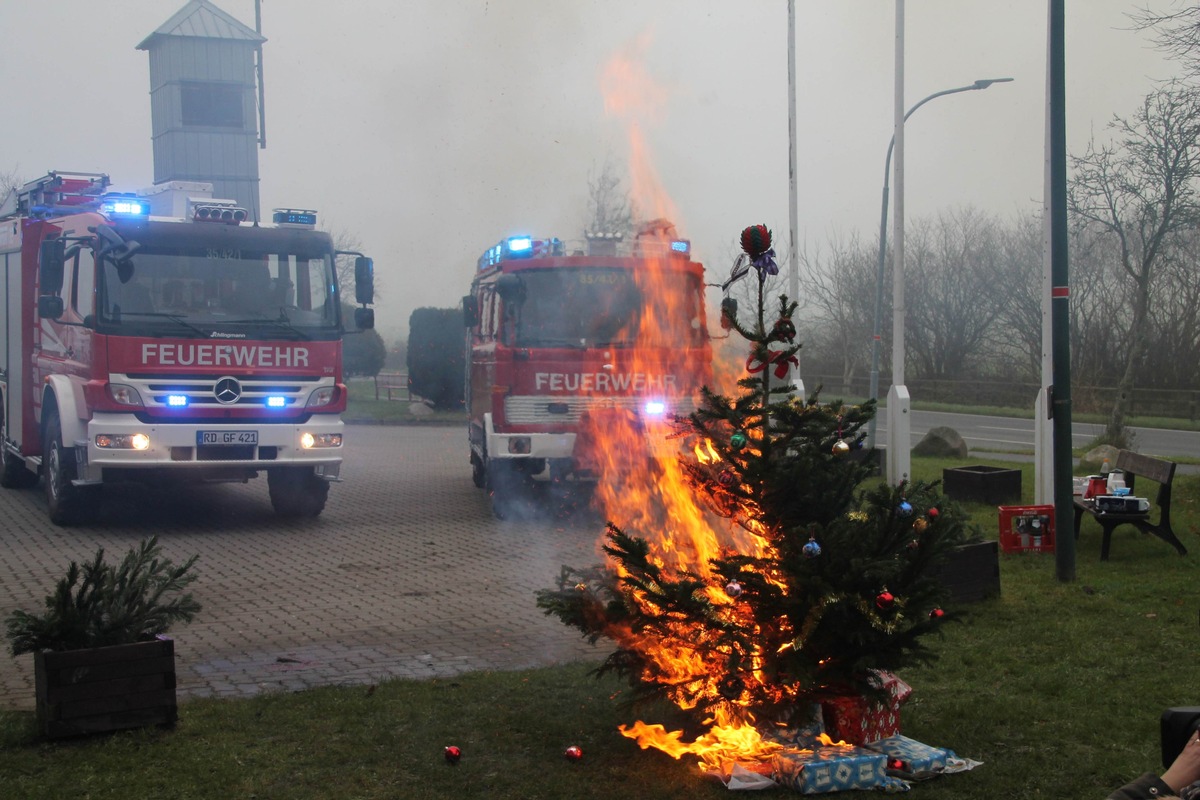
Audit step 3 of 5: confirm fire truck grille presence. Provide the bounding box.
[113,373,332,410]
[503,395,696,425]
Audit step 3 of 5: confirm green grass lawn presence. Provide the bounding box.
[2,456,1198,799]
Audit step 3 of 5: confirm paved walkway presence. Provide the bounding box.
[0,425,603,711]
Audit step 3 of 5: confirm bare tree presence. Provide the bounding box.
[583,155,633,238]
[1067,81,1200,441]
[990,212,1044,380]
[1130,4,1200,79]
[327,226,379,300]
[904,206,1011,380]
[0,166,23,212]
[797,232,877,391]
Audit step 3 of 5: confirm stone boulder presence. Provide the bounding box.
[912,426,969,458]
[1080,443,1121,473]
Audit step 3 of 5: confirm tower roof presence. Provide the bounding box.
[136,0,265,50]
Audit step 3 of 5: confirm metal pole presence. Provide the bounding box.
[866,78,1013,450]
[1049,0,1075,582]
[787,0,803,397]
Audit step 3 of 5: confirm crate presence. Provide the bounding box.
[998,505,1055,554]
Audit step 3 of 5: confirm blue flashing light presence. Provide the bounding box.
[644,400,667,417]
[265,396,287,408]
[507,236,533,254]
[670,239,691,254]
[101,197,149,217]
[166,394,188,407]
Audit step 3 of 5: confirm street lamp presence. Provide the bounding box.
[865,77,1014,451]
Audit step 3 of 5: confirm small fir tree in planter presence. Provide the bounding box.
[6,537,201,738]
[538,225,976,753]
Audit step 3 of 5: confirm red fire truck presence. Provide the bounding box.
[463,220,711,517]
[0,171,374,524]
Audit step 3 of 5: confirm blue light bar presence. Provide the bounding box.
[670,239,690,254]
[507,236,533,254]
[166,394,188,407]
[101,197,150,217]
[265,396,287,408]
[273,209,318,227]
[644,400,667,416]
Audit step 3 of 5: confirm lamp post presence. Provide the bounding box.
[865,77,1014,453]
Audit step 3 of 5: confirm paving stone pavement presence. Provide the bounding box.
[0,424,608,711]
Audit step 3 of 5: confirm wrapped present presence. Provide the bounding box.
[763,703,826,747]
[866,735,954,780]
[820,672,912,745]
[771,744,891,794]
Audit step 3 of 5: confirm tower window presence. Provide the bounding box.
[180,82,244,128]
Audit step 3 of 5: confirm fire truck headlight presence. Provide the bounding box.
[300,432,342,449]
[643,400,667,417]
[96,433,151,450]
[507,437,531,455]
[107,384,144,407]
[306,386,336,408]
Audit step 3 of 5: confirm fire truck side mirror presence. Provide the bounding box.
[353,307,375,330]
[463,295,479,327]
[39,238,66,295]
[38,295,64,320]
[354,256,374,305]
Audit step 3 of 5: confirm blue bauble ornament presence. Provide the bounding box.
[802,538,822,558]
[897,501,914,517]
[730,432,748,451]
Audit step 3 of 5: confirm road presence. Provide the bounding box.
[875,410,1200,460]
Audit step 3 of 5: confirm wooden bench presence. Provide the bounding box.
[1072,450,1186,561]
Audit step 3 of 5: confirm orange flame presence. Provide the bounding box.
[620,709,853,773]
[587,33,795,770]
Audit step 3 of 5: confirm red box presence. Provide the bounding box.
[820,671,912,745]
[998,505,1055,553]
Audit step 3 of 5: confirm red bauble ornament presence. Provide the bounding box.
[564,745,583,761]
[444,745,462,764]
[930,608,945,620]
[770,317,796,343]
[927,507,940,519]
[740,224,773,258]
[875,590,895,610]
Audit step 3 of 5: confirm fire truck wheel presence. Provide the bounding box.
[471,452,486,488]
[486,461,523,520]
[42,412,99,525]
[268,467,330,517]
[1,413,38,489]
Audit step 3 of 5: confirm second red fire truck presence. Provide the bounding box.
[463,220,712,517]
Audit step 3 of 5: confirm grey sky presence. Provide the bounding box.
[0,1,1178,344]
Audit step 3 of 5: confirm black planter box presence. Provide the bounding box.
[934,541,1001,603]
[943,465,1022,505]
[34,637,177,738]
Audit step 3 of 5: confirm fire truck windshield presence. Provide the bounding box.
[507,266,706,348]
[94,222,339,339]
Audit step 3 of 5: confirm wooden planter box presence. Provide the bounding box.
[943,465,1022,505]
[934,541,1001,603]
[34,636,177,738]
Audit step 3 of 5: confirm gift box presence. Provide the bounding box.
[820,671,912,745]
[866,734,954,780]
[763,703,826,747]
[771,744,889,794]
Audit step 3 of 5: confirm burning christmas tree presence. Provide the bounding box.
[537,225,975,772]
